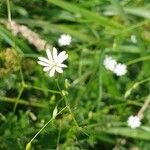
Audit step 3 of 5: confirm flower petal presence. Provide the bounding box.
[38,57,50,64]
[58,54,68,63]
[56,51,66,61]
[57,51,66,58]
[58,63,67,68]
[37,61,50,67]
[49,68,55,77]
[53,47,58,61]
[55,67,63,73]
[43,67,51,72]
[46,48,52,61]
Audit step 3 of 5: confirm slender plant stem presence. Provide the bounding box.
[55,79,89,136]
[137,95,150,119]
[124,77,150,98]
[56,122,61,150]
[6,0,11,22]
[55,79,79,127]
[13,86,24,112]
[25,84,61,94]
[127,55,150,66]
[28,106,67,144]
[115,20,150,36]
[0,96,46,108]
[19,63,25,84]
[97,50,105,110]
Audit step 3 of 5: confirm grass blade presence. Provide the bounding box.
[47,0,123,29]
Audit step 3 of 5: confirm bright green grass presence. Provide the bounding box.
[0,0,150,149]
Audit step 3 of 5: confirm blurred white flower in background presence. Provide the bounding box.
[58,34,72,46]
[127,115,141,129]
[103,56,117,71]
[103,56,127,76]
[113,63,127,76]
[131,35,137,44]
[37,47,68,77]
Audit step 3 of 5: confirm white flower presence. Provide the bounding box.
[37,47,68,77]
[58,34,72,46]
[103,56,117,71]
[103,56,127,76]
[131,35,137,44]
[127,115,141,129]
[113,63,127,76]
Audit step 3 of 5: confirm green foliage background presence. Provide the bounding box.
[0,0,150,149]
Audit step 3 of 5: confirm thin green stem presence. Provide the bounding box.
[19,63,25,84]
[127,100,142,107]
[97,50,105,110]
[55,79,79,127]
[13,86,24,112]
[28,106,67,144]
[55,79,89,136]
[25,84,61,94]
[124,77,150,98]
[126,55,150,66]
[114,20,150,36]
[6,0,11,22]
[103,92,143,106]
[137,77,150,85]
[56,122,61,150]
[22,53,40,58]
[0,96,46,108]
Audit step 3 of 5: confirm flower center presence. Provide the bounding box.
[51,61,58,68]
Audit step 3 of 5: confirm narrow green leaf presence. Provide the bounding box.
[47,0,123,29]
[104,127,150,140]
[125,7,150,19]
[15,19,96,42]
[51,24,96,42]
[0,25,35,54]
[0,25,23,54]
